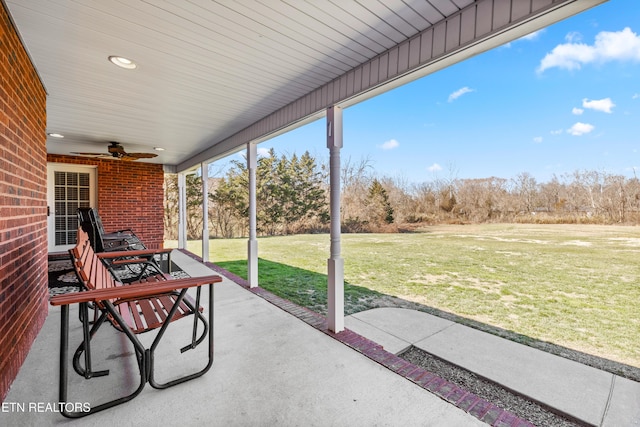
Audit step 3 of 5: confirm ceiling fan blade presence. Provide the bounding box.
[125,153,158,159]
[71,152,111,157]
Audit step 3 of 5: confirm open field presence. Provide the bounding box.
[176,224,640,369]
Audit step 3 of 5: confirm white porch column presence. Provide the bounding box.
[327,106,344,333]
[247,143,258,287]
[178,172,187,249]
[201,162,210,262]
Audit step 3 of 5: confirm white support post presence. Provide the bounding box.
[201,162,210,262]
[247,143,258,287]
[178,172,187,250]
[327,106,344,333]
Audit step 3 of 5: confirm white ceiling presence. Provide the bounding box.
[4,0,606,171]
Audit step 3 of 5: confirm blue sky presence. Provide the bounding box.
[235,0,640,185]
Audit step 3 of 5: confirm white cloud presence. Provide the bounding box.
[582,97,615,113]
[537,27,640,73]
[568,122,595,136]
[448,87,474,102]
[633,93,639,99]
[550,129,564,135]
[380,139,399,150]
[565,31,583,43]
[521,29,544,41]
[428,163,442,172]
[257,147,271,156]
[503,29,545,47]
[572,107,584,115]
[533,136,543,143]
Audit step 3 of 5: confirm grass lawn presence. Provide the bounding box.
[176,223,640,368]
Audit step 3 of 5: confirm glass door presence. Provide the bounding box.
[47,164,96,252]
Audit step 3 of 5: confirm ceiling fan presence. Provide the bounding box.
[72,141,158,161]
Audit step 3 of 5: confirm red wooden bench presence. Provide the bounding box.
[50,228,222,418]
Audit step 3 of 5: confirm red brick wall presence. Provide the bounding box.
[47,155,165,249]
[0,4,49,402]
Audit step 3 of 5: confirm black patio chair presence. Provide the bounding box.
[77,207,145,253]
[77,207,171,281]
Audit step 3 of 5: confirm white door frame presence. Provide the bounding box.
[46,163,97,252]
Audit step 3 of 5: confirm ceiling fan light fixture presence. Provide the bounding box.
[108,56,137,70]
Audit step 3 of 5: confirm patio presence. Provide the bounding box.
[4,250,487,426]
[1,0,615,412]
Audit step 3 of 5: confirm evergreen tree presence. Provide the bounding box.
[285,151,329,232]
[209,159,249,236]
[366,179,394,225]
[185,173,204,239]
[209,149,328,236]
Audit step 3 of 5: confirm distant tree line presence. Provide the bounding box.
[164,151,640,239]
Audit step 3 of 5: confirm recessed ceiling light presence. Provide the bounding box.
[108,56,137,70]
[48,133,64,138]
[154,147,165,151]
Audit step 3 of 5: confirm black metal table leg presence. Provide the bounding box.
[59,305,69,407]
[149,284,214,389]
[59,303,148,419]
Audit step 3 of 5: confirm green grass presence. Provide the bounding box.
[175,224,640,367]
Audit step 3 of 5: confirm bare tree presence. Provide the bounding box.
[602,174,628,223]
[379,175,413,223]
[512,172,538,214]
[163,174,179,240]
[411,181,438,222]
[455,177,508,221]
[539,175,566,213]
[340,156,374,229]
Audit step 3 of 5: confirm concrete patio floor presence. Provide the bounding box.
[3,250,487,427]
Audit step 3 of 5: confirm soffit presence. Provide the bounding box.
[4,0,605,169]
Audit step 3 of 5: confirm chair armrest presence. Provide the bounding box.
[50,275,222,306]
[103,229,136,237]
[107,257,161,267]
[96,248,173,259]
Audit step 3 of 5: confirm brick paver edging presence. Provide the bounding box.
[178,249,534,427]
